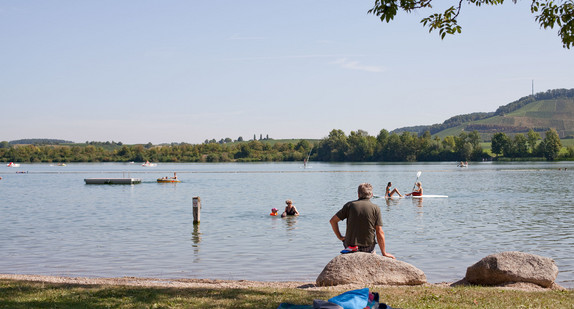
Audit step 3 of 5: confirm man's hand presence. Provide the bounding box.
[382,252,396,259]
[330,215,345,242]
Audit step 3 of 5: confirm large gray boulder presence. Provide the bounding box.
[316,252,427,287]
[465,251,558,288]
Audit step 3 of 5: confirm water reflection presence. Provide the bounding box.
[282,216,299,243]
[270,215,282,229]
[283,216,298,231]
[384,198,401,207]
[191,224,201,263]
[411,198,423,207]
[191,224,201,246]
[190,224,202,263]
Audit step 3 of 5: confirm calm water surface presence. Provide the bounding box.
[1,162,573,287]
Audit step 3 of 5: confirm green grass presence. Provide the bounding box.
[432,125,466,139]
[1,280,572,309]
[562,139,574,147]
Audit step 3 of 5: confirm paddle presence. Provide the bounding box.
[411,171,422,193]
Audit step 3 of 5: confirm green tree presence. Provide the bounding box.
[295,139,311,152]
[347,130,376,161]
[512,134,529,157]
[442,136,455,151]
[540,129,562,160]
[467,130,481,149]
[317,129,349,161]
[454,132,473,160]
[374,129,390,160]
[491,132,510,156]
[527,129,541,153]
[400,131,418,161]
[382,133,403,161]
[368,0,574,48]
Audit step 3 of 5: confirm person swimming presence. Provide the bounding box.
[281,199,299,217]
[385,182,403,198]
[270,208,279,216]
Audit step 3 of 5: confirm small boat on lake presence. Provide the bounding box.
[157,178,181,183]
[7,162,20,167]
[142,161,157,167]
[157,172,180,183]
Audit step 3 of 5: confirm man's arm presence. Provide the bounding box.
[376,225,395,259]
[329,215,345,242]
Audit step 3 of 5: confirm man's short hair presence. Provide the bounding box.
[358,183,373,199]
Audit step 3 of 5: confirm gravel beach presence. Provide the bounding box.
[2,274,561,291]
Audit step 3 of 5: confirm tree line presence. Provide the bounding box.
[0,140,314,163]
[490,129,569,161]
[1,129,572,163]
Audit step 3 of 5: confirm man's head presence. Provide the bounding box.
[358,183,373,199]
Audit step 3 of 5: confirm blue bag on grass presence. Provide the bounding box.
[327,288,369,309]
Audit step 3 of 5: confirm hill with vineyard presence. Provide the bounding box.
[393,88,574,140]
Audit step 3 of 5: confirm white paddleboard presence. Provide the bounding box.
[373,195,404,199]
[373,195,400,199]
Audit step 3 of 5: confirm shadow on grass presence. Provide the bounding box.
[0,280,332,309]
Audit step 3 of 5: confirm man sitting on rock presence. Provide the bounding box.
[329,183,395,259]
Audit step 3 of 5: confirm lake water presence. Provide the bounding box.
[1,161,573,288]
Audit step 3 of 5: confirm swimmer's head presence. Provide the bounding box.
[285,199,292,205]
[271,208,278,212]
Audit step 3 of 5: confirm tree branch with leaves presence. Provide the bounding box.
[368,0,574,48]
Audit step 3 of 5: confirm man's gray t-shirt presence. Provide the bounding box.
[336,198,382,247]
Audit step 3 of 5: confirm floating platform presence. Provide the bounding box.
[84,178,142,185]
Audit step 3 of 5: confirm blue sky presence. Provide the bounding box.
[1,1,572,144]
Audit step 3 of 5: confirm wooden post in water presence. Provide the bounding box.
[192,196,201,224]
